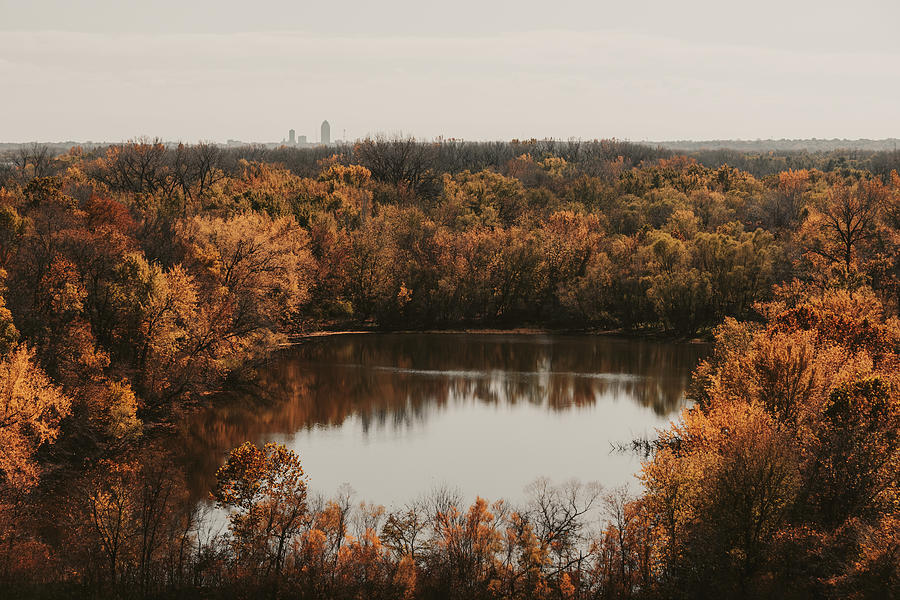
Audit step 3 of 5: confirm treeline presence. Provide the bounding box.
[7,137,900,181]
[0,138,898,598]
[657,138,900,152]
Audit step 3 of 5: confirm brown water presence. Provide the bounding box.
[178,333,707,507]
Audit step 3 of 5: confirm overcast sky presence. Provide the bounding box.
[2,0,898,143]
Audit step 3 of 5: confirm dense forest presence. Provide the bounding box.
[0,138,898,598]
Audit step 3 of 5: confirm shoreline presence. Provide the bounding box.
[289,327,710,344]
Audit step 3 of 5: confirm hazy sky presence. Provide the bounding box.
[2,0,899,142]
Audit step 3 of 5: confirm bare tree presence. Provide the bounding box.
[803,178,889,275]
[525,478,603,576]
[354,136,440,200]
[14,143,53,181]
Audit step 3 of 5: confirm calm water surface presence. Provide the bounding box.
[179,334,707,507]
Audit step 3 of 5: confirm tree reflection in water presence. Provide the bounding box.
[177,334,708,500]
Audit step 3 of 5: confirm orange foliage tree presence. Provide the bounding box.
[213,442,308,581]
[643,285,900,597]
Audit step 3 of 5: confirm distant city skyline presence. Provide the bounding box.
[2,0,899,142]
[281,121,332,146]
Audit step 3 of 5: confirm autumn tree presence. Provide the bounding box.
[177,212,314,332]
[767,168,809,230]
[66,450,196,596]
[800,178,890,281]
[646,285,900,597]
[424,496,507,598]
[213,442,308,582]
[163,213,316,398]
[0,346,71,490]
[438,169,528,228]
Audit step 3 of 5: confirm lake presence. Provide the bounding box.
[178,333,708,508]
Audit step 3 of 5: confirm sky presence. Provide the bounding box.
[1,0,899,143]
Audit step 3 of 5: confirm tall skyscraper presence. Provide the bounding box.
[321,120,330,145]
[288,129,295,144]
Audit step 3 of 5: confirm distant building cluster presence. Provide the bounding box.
[280,120,333,148]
